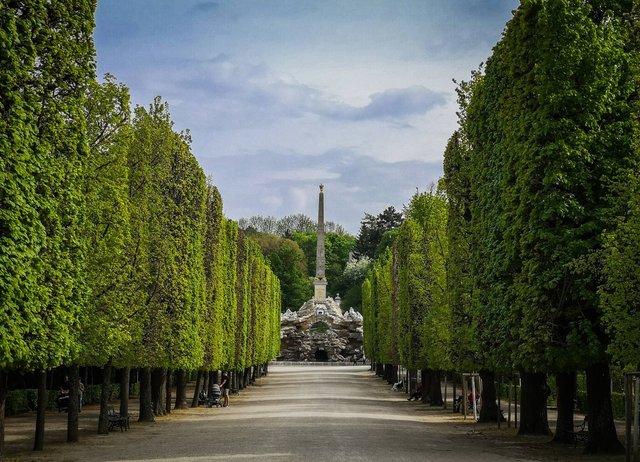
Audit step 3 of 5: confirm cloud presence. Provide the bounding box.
[153,55,446,125]
[201,149,442,234]
[318,86,447,121]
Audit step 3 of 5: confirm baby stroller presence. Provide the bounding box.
[207,384,222,408]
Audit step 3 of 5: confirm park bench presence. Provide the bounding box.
[567,416,588,447]
[107,404,130,433]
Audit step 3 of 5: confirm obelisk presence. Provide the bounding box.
[314,184,327,302]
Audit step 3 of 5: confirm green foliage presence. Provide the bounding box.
[124,98,211,371]
[338,256,372,311]
[0,1,96,370]
[405,191,450,370]
[289,231,356,299]
[202,183,225,370]
[251,233,311,311]
[239,213,347,235]
[220,219,239,369]
[361,279,375,359]
[601,176,640,369]
[354,207,403,259]
[396,220,426,370]
[80,75,135,367]
[456,0,635,374]
[362,191,450,371]
[4,389,37,416]
[599,4,640,370]
[442,130,478,371]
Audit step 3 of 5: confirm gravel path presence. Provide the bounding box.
[4,365,625,462]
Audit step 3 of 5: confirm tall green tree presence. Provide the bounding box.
[354,207,403,259]
[250,233,311,311]
[202,182,225,371]
[0,0,96,451]
[127,98,208,416]
[80,75,134,368]
[600,0,640,374]
[79,75,136,437]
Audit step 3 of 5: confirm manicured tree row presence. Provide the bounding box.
[362,191,450,397]
[0,0,97,451]
[362,0,635,455]
[80,75,139,435]
[406,191,450,404]
[440,0,635,453]
[375,250,397,380]
[89,96,281,424]
[0,18,281,456]
[600,1,640,377]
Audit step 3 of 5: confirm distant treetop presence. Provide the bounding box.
[238,213,348,236]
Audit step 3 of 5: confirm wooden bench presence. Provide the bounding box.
[567,416,588,447]
[107,404,130,433]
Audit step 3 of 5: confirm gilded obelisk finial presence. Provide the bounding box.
[314,184,327,301]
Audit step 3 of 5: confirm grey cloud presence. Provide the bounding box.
[318,87,447,121]
[171,57,446,124]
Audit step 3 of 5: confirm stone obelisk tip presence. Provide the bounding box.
[314,184,327,301]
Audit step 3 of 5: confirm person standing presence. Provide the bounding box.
[78,379,85,411]
[220,373,229,407]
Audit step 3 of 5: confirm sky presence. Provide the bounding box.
[94,0,519,235]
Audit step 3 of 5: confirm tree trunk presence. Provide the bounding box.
[585,362,624,454]
[165,369,172,414]
[0,371,7,456]
[232,371,238,392]
[430,370,443,406]
[478,369,500,422]
[67,364,80,442]
[151,367,166,416]
[138,367,154,422]
[236,370,243,390]
[120,366,130,417]
[202,371,209,396]
[421,368,431,403]
[34,370,47,451]
[453,381,458,413]
[553,371,576,444]
[191,370,203,407]
[375,362,383,377]
[518,371,551,435]
[174,369,187,409]
[98,360,113,434]
[243,368,251,389]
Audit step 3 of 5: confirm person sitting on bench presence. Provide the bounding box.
[392,378,404,391]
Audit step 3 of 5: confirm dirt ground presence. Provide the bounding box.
[1,366,628,462]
